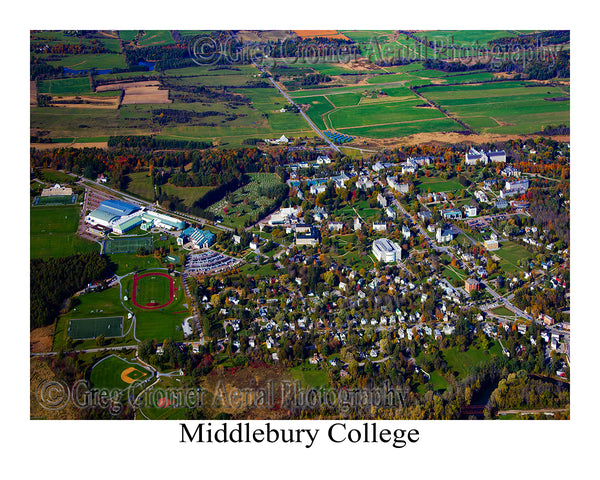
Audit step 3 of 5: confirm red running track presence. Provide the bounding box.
[132,272,175,309]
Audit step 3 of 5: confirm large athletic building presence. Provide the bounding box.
[85,199,186,234]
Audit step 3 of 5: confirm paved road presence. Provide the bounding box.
[68,172,233,233]
[255,63,340,153]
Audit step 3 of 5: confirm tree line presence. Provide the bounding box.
[30,252,111,330]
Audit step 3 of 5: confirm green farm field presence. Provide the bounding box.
[37,77,92,95]
[30,205,99,259]
[417,81,570,134]
[45,53,127,70]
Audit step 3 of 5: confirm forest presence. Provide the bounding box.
[30,252,111,330]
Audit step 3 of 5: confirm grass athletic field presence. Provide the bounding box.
[33,194,77,206]
[104,236,152,254]
[67,316,124,340]
[133,272,174,309]
[30,205,98,259]
[121,271,187,341]
[89,355,152,391]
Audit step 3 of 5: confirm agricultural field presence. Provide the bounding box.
[30,205,99,259]
[417,81,570,134]
[37,77,92,95]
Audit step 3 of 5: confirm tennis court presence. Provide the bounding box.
[103,236,153,254]
[67,316,124,340]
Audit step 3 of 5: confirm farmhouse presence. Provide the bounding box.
[372,238,402,263]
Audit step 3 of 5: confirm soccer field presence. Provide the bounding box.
[104,236,152,254]
[133,272,174,308]
[67,316,124,340]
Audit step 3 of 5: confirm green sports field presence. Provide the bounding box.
[33,194,76,206]
[67,316,124,340]
[30,205,99,259]
[135,274,172,306]
[104,236,152,254]
[89,355,152,391]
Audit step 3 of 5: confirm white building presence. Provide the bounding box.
[464,205,477,217]
[373,222,387,232]
[465,147,487,165]
[372,238,402,263]
[488,150,507,163]
[377,192,387,208]
[402,225,411,240]
[436,225,453,243]
[310,184,328,195]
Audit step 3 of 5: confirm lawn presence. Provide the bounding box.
[442,343,502,379]
[290,364,330,389]
[415,176,466,193]
[107,252,163,276]
[493,241,533,274]
[30,205,99,259]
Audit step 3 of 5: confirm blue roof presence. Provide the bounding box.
[98,199,140,217]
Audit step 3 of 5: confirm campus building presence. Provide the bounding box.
[86,199,141,228]
[372,238,402,263]
[85,198,185,233]
[178,227,216,248]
